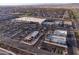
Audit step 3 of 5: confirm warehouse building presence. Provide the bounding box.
[63,20,72,28]
[24,31,39,41]
[40,30,67,54]
[21,31,43,45]
[12,16,46,24]
[42,19,63,29]
[54,30,67,37]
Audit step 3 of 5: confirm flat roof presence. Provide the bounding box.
[45,30,67,47]
[54,30,67,37]
[54,20,62,24]
[12,17,46,24]
[24,31,39,40]
[43,22,54,25]
[42,20,62,25]
[46,35,66,45]
[64,21,72,25]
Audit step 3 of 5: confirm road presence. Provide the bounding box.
[67,30,78,54]
[66,11,78,55]
[0,47,15,55]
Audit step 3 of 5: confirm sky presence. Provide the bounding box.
[0,0,79,5]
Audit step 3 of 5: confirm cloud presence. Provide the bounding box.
[0,0,78,5]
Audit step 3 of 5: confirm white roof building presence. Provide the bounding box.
[46,35,66,45]
[44,30,67,48]
[64,21,72,26]
[54,20,62,25]
[12,17,46,24]
[24,31,39,41]
[42,20,62,25]
[54,30,67,37]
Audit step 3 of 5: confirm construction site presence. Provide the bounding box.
[0,8,78,55]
